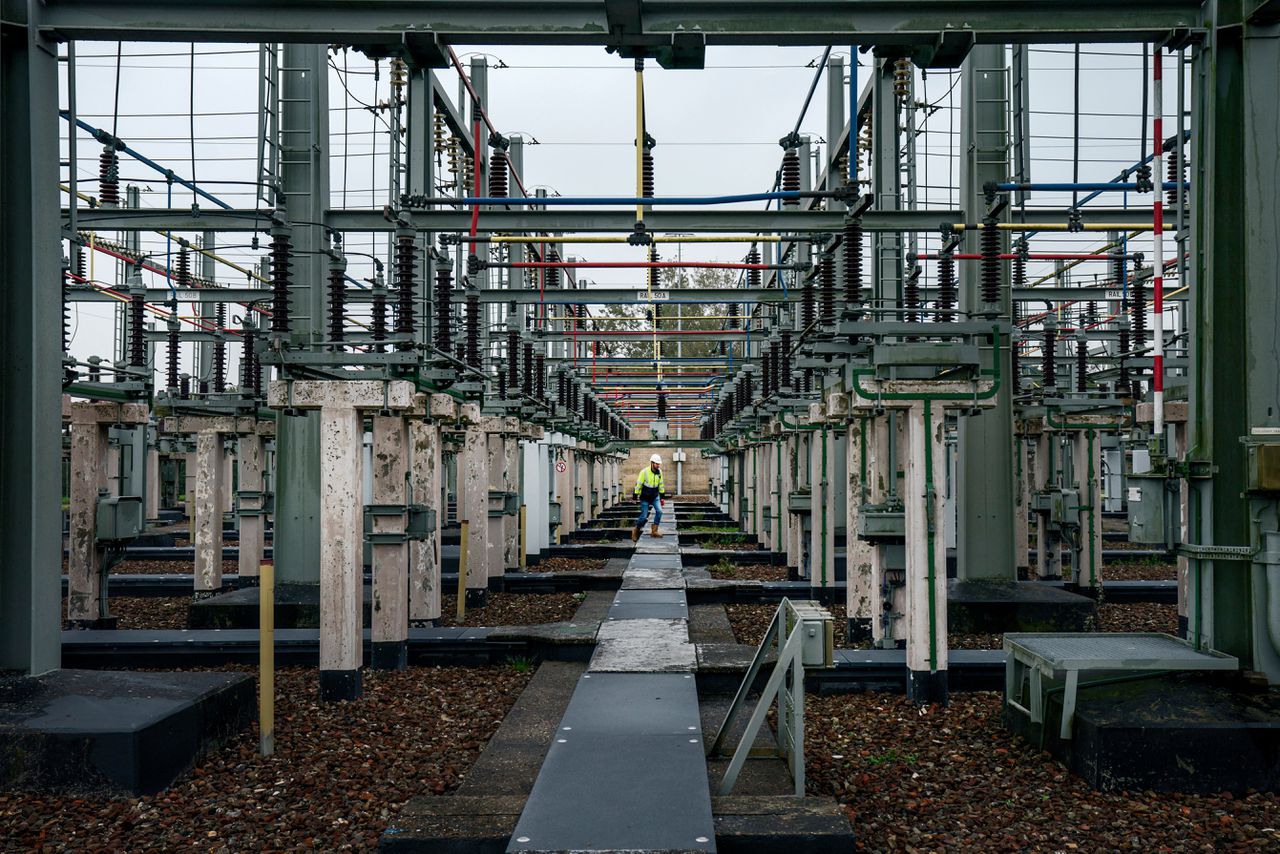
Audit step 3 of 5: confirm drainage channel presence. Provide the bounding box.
[508,505,716,853]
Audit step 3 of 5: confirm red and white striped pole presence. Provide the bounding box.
[1151,45,1165,439]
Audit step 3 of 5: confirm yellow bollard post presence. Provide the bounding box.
[259,561,274,757]
[518,505,527,570]
[457,520,469,622]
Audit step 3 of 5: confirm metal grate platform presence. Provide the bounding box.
[1004,633,1238,740]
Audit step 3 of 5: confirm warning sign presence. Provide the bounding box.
[556,460,567,473]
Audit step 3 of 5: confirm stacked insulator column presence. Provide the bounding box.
[780,142,801,208]
[557,371,568,409]
[535,353,546,402]
[496,363,507,399]
[642,133,656,198]
[1075,333,1088,393]
[1118,314,1131,395]
[464,292,481,368]
[241,320,260,395]
[328,255,347,343]
[545,249,562,289]
[212,303,227,392]
[979,218,1001,310]
[1042,319,1057,391]
[371,278,388,352]
[1131,262,1148,357]
[648,246,661,292]
[936,249,957,322]
[269,229,293,334]
[394,231,416,347]
[903,268,921,324]
[98,145,121,207]
[843,217,864,309]
[128,272,146,368]
[657,390,667,419]
[801,275,816,330]
[165,304,181,390]
[747,248,761,289]
[488,149,509,198]
[434,265,453,352]
[818,253,835,326]
[507,329,519,396]
[780,330,793,388]
[1011,333,1021,395]
[522,342,534,397]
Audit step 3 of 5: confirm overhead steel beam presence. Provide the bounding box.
[37,1,1203,47]
[64,206,1163,234]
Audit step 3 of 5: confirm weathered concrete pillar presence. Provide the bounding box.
[370,414,409,669]
[779,438,796,570]
[866,414,898,644]
[146,444,161,520]
[746,445,760,540]
[237,433,266,580]
[847,415,875,642]
[222,449,236,515]
[408,396,448,625]
[485,419,505,586]
[904,401,949,705]
[1073,429,1105,591]
[1014,431,1033,576]
[758,440,772,551]
[318,403,364,699]
[575,441,590,527]
[809,401,839,594]
[183,452,196,521]
[460,404,490,606]
[1032,430,1061,580]
[67,401,143,626]
[502,423,520,570]
[266,379,415,701]
[553,439,574,541]
[193,430,227,595]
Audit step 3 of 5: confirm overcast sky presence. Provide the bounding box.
[60,42,1184,384]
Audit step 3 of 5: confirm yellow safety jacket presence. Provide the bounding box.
[634,467,665,502]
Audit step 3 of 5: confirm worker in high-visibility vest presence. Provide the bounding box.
[631,454,666,542]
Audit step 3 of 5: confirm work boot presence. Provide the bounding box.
[650,524,663,538]
[631,526,642,543]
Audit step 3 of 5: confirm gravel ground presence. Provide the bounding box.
[1106,561,1178,581]
[727,603,849,648]
[110,559,237,576]
[0,665,532,851]
[60,596,190,630]
[1095,602,1179,634]
[532,556,607,573]
[440,591,582,627]
[671,495,712,503]
[804,690,1280,852]
[707,563,789,582]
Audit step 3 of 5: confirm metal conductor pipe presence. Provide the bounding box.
[635,58,646,226]
[1151,45,1165,439]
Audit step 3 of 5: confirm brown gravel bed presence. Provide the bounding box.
[532,556,608,573]
[804,690,1280,851]
[948,632,1007,650]
[707,563,789,582]
[0,665,531,851]
[671,495,712,503]
[727,603,849,648]
[1105,538,1173,552]
[1105,561,1178,581]
[440,591,582,627]
[1095,601,1179,634]
[105,596,189,630]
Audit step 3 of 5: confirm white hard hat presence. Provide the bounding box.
[650,454,662,464]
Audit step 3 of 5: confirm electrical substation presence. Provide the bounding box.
[3,1,1280,850]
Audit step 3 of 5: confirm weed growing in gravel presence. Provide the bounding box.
[506,657,537,673]
[713,557,736,577]
[572,592,587,602]
[865,748,918,767]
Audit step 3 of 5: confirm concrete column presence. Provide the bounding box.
[866,415,898,644]
[318,404,364,700]
[409,416,443,625]
[370,415,409,669]
[758,442,772,551]
[193,429,226,595]
[904,402,949,705]
[554,440,574,540]
[846,417,874,642]
[183,453,196,521]
[486,422,504,586]
[222,450,236,515]
[809,419,837,593]
[575,442,590,527]
[1073,430,1104,591]
[146,445,161,520]
[503,427,519,570]
[1015,434,1032,575]
[67,412,110,626]
[237,433,266,580]
[460,405,489,606]
[780,438,797,570]
[1032,432,1060,580]
[747,446,760,540]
